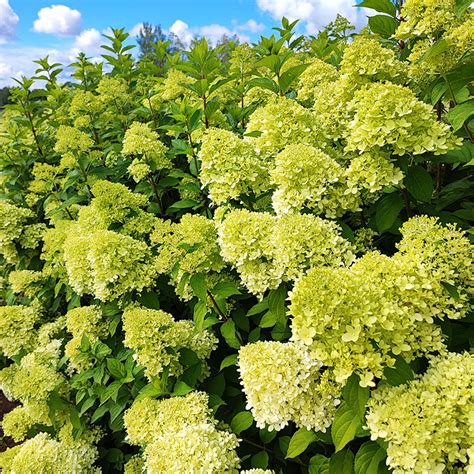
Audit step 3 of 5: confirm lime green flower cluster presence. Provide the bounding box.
[271,144,361,218]
[289,216,472,386]
[238,341,340,431]
[77,180,155,237]
[122,307,217,379]
[199,128,271,205]
[63,228,156,301]
[124,455,145,474]
[54,125,94,157]
[366,352,473,473]
[0,341,65,440]
[69,90,105,129]
[345,82,460,155]
[245,96,324,155]
[396,0,459,39]
[122,122,169,182]
[124,392,240,473]
[152,69,195,103]
[151,214,226,300]
[0,428,100,473]
[297,58,339,104]
[352,227,378,254]
[65,306,108,371]
[0,305,41,357]
[218,209,354,295]
[396,214,473,298]
[345,151,404,198]
[340,37,406,83]
[0,201,35,264]
[8,269,42,297]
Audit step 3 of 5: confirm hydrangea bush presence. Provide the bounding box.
[0,2,473,472]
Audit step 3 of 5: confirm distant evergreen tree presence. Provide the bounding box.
[137,23,167,59]
[0,87,11,109]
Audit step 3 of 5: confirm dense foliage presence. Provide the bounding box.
[0,1,473,472]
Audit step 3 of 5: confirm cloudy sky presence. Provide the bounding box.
[0,0,368,87]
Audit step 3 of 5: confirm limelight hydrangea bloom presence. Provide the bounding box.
[238,341,340,431]
[124,455,145,474]
[241,470,275,474]
[124,391,212,446]
[272,213,355,281]
[218,209,355,295]
[0,201,34,264]
[65,306,107,371]
[63,228,156,301]
[122,307,217,380]
[54,125,94,156]
[218,209,282,296]
[340,36,406,83]
[199,128,271,205]
[0,431,100,473]
[345,82,460,155]
[289,216,472,386]
[124,391,240,473]
[270,144,361,218]
[8,270,42,297]
[366,352,474,474]
[144,423,240,473]
[151,214,226,300]
[0,305,41,358]
[396,0,460,40]
[297,58,339,103]
[345,151,404,197]
[245,96,324,155]
[122,122,169,181]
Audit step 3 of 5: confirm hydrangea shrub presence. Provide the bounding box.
[0,2,472,472]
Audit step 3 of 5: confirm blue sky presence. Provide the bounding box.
[0,0,368,86]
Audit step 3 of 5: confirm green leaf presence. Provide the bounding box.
[136,383,164,401]
[383,356,414,386]
[286,428,318,459]
[259,310,277,328]
[193,300,208,331]
[329,449,355,474]
[441,281,460,300]
[219,354,238,371]
[107,358,127,380]
[190,273,207,301]
[309,455,330,474]
[251,451,269,469]
[166,199,200,214]
[100,381,123,405]
[278,64,309,93]
[368,15,399,38]
[418,38,448,62]
[448,100,474,131]
[247,77,279,94]
[405,166,434,202]
[455,0,472,16]
[221,319,240,349]
[212,281,241,298]
[342,374,369,419]
[172,381,193,396]
[246,299,269,317]
[375,193,404,232]
[354,442,387,474]
[358,0,396,16]
[230,411,253,434]
[331,403,362,451]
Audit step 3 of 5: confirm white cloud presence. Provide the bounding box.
[0,0,19,44]
[129,23,144,37]
[169,19,250,46]
[68,28,102,59]
[256,0,367,33]
[33,4,82,36]
[237,19,265,33]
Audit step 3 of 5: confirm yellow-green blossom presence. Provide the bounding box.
[122,307,217,379]
[238,341,341,431]
[366,352,474,473]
